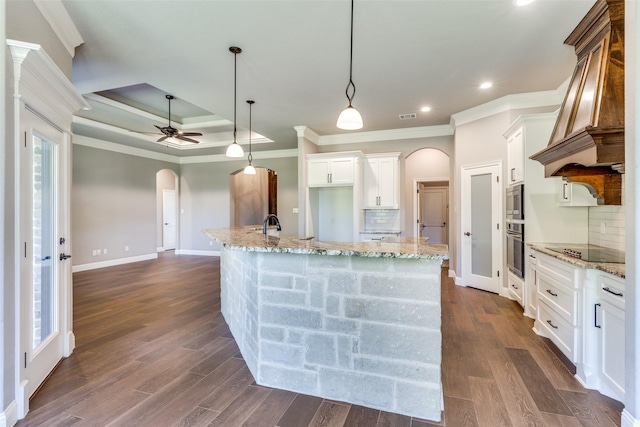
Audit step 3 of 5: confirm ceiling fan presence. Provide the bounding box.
[153,95,202,143]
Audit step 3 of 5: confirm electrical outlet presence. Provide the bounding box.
[600,222,606,234]
[92,249,97,256]
[125,245,129,252]
[96,249,101,256]
[292,207,299,214]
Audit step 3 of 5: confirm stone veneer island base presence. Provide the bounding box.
[204,228,448,421]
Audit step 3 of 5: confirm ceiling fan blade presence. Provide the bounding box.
[177,135,200,144]
[180,132,203,137]
[154,125,164,131]
[157,136,169,142]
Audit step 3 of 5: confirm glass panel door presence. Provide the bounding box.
[470,173,492,277]
[32,135,57,350]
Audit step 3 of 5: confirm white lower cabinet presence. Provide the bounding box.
[531,250,625,403]
[595,274,625,402]
[525,251,538,319]
[533,252,581,363]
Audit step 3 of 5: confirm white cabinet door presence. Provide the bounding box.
[376,157,397,208]
[308,159,330,186]
[363,159,379,207]
[330,157,355,185]
[307,158,354,186]
[599,300,625,401]
[363,155,398,209]
[507,128,524,185]
[558,180,598,206]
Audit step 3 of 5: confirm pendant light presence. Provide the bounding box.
[226,46,245,158]
[244,100,256,175]
[336,0,363,130]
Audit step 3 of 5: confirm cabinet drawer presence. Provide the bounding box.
[508,273,524,307]
[535,253,575,289]
[536,270,576,324]
[598,274,625,310]
[538,301,576,362]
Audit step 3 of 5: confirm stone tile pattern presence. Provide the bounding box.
[220,247,443,421]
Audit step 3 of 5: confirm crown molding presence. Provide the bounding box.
[73,133,298,165]
[294,125,320,144]
[503,110,559,139]
[73,135,181,163]
[33,0,84,57]
[179,149,299,164]
[450,89,563,127]
[317,124,454,146]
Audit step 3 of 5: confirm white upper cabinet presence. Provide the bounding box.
[363,153,399,209]
[558,180,599,207]
[507,128,524,185]
[307,154,358,186]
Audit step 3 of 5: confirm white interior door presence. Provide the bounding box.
[20,109,72,403]
[461,163,502,293]
[162,189,177,250]
[419,186,448,244]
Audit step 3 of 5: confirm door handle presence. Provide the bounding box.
[464,232,471,236]
[42,256,51,261]
[59,253,72,261]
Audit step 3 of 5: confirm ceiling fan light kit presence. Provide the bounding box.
[155,94,203,144]
[226,46,245,158]
[244,100,257,175]
[337,0,363,130]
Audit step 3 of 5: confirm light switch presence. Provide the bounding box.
[292,207,299,214]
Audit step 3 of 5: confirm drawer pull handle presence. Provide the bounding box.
[511,284,518,290]
[594,303,601,329]
[546,320,559,329]
[546,289,558,297]
[602,287,623,297]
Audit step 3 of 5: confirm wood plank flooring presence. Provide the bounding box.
[16,252,623,426]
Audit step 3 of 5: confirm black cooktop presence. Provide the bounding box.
[545,244,625,264]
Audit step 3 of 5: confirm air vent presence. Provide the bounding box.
[398,113,417,120]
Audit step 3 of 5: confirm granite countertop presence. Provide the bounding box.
[528,243,625,278]
[203,226,448,260]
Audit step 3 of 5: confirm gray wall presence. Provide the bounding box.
[179,156,298,252]
[72,144,179,265]
[3,0,73,412]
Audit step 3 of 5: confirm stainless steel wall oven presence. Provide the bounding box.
[506,184,524,221]
[506,222,524,279]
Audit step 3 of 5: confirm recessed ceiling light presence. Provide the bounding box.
[421,106,431,112]
[514,0,535,6]
[480,82,493,89]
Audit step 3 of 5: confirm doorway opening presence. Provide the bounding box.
[417,182,449,245]
[230,167,278,227]
[156,169,179,252]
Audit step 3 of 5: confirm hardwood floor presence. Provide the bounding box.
[16,252,623,426]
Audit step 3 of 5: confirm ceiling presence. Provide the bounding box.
[63,0,596,158]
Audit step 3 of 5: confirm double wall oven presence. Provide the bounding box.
[506,184,524,279]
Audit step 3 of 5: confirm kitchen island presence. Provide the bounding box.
[203,227,448,421]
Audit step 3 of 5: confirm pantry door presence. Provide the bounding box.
[19,108,73,404]
[461,162,502,294]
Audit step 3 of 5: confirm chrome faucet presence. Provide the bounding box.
[263,214,282,234]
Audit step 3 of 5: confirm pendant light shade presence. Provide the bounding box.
[337,106,363,130]
[337,0,363,130]
[244,100,256,175]
[226,46,245,158]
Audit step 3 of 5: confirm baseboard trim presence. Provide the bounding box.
[0,400,17,427]
[175,249,220,257]
[622,409,640,427]
[448,269,455,278]
[72,253,158,272]
[157,246,164,252]
[454,275,466,286]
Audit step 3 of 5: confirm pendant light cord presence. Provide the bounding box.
[247,100,254,164]
[345,0,356,107]
[233,51,237,142]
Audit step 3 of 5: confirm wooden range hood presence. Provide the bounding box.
[531,0,624,205]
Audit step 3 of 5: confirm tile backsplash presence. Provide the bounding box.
[588,205,625,251]
[364,209,401,232]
